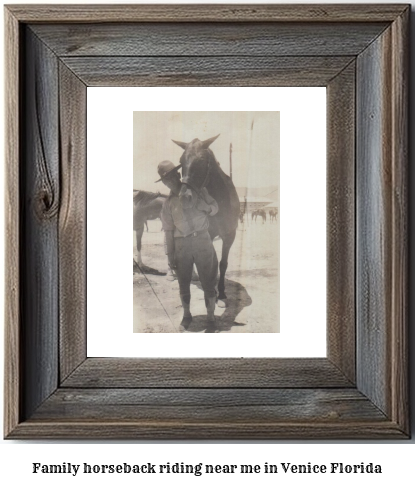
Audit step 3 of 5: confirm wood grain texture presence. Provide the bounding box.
[31,22,388,57]
[60,56,354,87]
[356,30,390,416]
[20,28,60,420]
[6,422,406,441]
[356,14,408,431]
[58,63,87,381]
[32,388,386,423]
[6,4,409,23]
[4,6,21,438]
[389,8,409,433]
[62,358,353,389]
[326,62,356,383]
[7,412,406,441]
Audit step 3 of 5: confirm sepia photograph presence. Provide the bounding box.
[133,111,280,333]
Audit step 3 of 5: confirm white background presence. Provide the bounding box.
[87,87,326,357]
[1,0,414,485]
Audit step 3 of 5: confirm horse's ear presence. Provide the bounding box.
[201,134,220,149]
[172,139,188,150]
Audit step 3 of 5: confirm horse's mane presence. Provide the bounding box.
[133,190,168,206]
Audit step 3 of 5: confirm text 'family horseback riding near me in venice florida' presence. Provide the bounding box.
[31,462,382,476]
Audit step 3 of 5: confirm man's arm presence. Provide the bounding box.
[164,230,176,269]
[160,198,176,268]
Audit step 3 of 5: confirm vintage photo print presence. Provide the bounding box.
[133,111,280,333]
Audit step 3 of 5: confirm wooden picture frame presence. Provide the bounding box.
[4,4,409,439]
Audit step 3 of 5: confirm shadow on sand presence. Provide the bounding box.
[183,278,252,333]
[133,259,166,276]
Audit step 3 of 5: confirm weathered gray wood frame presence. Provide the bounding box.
[4,4,409,439]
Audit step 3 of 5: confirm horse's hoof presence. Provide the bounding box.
[180,314,193,329]
[166,270,177,281]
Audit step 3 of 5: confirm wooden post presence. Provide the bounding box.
[229,142,232,181]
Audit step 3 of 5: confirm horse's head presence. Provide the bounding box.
[172,134,219,203]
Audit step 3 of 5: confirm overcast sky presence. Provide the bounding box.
[133,111,279,193]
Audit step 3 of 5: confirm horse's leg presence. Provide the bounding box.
[134,226,145,268]
[134,226,145,273]
[217,229,236,305]
[134,225,166,276]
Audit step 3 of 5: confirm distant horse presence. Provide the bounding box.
[133,190,167,275]
[269,208,278,222]
[252,209,266,223]
[172,134,240,302]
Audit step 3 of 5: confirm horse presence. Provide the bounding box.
[252,209,266,223]
[269,208,278,222]
[172,134,240,303]
[133,190,168,275]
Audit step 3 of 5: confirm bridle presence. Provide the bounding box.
[180,158,211,201]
